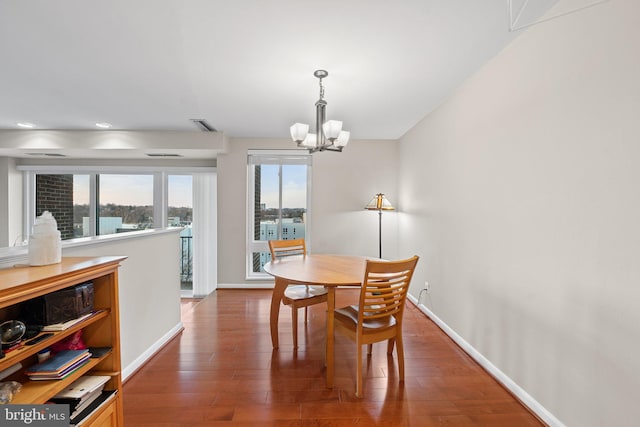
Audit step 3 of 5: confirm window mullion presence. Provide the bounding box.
[154,172,166,228]
[278,165,283,239]
[23,171,35,240]
[92,174,99,236]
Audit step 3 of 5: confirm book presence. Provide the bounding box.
[87,347,111,358]
[26,349,91,379]
[69,388,104,418]
[42,311,100,332]
[69,390,116,426]
[27,355,91,380]
[50,372,110,419]
[53,375,110,400]
[53,387,103,415]
[26,349,90,374]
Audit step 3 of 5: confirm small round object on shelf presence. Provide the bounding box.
[0,320,26,347]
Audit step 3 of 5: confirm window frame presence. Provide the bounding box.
[246,150,312,280]
[19,165,208,240]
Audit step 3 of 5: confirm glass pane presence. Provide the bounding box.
[73,175,90,238]
[97,174,154,235]
[168,175,193,227]
[281,164,307,240]
[251,251,272,273]
[254,164,280,241]
[168,175,193,291]
[35,174,90,241]
[248,159,309,278]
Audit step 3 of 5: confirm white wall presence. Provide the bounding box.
[216,138,398,285]
[63,230,182,379]
[0,157,11,246]
[0,130,227,158]
[310,139,399,259]
[398,1,640,426]
[0,157,22,247]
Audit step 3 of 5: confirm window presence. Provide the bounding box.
[97,174,154,235]
[30,172,157,239]
[22,166,216,298]
[168,175,193,292]
[73,175,91,237]
[247,151,311,278]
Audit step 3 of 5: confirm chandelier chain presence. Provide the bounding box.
[318,77,325,101]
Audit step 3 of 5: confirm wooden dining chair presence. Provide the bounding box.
[334,255,419,397]
[268,238,328,349]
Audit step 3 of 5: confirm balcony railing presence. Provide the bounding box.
[180,235,193,289]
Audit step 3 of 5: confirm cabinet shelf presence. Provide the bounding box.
[0,310,110,372]
[0,256,126,427]
[10,352,113,404]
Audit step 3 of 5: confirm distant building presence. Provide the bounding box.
[82,217,123,236]
[258,220,306,270]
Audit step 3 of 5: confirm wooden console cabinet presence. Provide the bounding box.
[0,256,126,426]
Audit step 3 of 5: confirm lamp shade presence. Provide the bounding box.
[365,193,394,211]
[290,123,309,142]
[300,133,317,148]
[322,120,343,141]
[335,131,350,147]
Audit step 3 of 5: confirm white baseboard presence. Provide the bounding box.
[407,294,564,427]
[122,322,184,381]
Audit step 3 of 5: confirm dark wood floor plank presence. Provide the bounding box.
[123,289,545,426]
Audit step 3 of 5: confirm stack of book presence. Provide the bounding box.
[42,312,99,332]
[51,375,110,419]
[25,349,91,380]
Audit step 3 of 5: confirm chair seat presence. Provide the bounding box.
[284,285,328,301]
[335,305,397,330]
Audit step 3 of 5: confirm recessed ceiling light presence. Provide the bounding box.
[17,122,35,128]
[95,122,112,129]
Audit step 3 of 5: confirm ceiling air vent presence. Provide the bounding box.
[190,119,217,132]
[27,153,67,157]
[145,153,183,157]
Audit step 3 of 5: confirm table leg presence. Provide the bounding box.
[270,277,287,349]
[326,287,335,388]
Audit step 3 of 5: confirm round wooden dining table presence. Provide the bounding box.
[263,253,368,388]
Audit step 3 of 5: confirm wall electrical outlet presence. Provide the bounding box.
[424,281,430,292]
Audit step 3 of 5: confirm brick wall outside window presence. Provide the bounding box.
[35,175,74,240]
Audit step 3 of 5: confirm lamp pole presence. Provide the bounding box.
[365,193,394,260]
[378,209,383,259]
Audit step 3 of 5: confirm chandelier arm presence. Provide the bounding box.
[319,146,343,152]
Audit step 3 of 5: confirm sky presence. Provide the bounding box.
[71,166,307,209]
[73,174,193,207]
[259,164,307,209]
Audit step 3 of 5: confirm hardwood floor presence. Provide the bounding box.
[123,289,544,426]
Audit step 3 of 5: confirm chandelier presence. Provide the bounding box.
[290,70,350,153]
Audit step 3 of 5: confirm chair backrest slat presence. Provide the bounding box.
[269,238,307,260]
[358,256,419,324]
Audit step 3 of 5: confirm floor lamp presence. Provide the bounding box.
[365,193,395,258]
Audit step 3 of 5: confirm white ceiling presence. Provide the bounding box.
[0,0,558,155]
